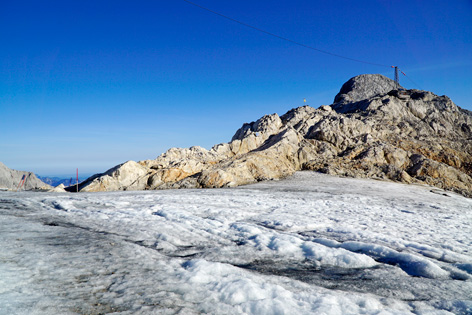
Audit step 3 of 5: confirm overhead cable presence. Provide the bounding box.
[182,0,391,68]
[403,73,422,90]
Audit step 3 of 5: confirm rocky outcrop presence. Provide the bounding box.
[333,74,399,107]
[0,162,51,191]
[48,184,67,193]
[79,74,472,197]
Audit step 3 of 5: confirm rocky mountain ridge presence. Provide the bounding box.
[0,162,51,191]
[77,74,472,197]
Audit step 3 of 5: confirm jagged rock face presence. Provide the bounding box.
[79,161,149,192]
[79,74,472,197]
[0,162,51,191]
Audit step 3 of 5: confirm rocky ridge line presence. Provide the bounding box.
[77,74,472,197]
[0,162,52,191]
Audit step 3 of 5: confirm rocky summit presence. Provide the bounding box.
[78,74,472,197]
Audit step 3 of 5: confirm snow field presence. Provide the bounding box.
[0,172,471,314]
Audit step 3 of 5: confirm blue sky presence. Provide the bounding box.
[1,0,471,176]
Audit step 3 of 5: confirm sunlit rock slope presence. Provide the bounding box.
[77,74,472,196]
[0,162,51,191]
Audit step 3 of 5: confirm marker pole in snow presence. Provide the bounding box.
[76,168,79,193]
[16,174,26,192]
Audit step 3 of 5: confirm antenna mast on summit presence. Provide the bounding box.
[391,66,409,98]
[393,66,399,87]
[391,66,406,89]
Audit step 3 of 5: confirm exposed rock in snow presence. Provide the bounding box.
[78,74,472,197]
[0,162,51,191]
[48,183,67,192]
[78,160,149,192]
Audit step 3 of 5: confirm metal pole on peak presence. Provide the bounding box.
[391,66,407,89]
[391,66,409,99]
[392,66,400,88]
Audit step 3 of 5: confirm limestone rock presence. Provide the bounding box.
[49,183,67,193]
[78,74,472,197]
[79,160,149,192]
[0,162,51,191]
[229,114,283,155]
[333,74,399,106]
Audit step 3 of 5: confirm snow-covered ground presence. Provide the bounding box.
[1,172,471,315]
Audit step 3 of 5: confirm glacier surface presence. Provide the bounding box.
[0,172,471,314]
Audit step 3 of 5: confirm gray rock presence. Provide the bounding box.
[332,74,399,113]
[334,73,399,103]
[0,162,51,191]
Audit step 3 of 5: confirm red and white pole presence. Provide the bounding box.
[76,168,79,193]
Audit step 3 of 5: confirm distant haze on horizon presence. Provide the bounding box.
[1,0,471,175]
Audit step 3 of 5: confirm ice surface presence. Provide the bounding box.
[0,172,471,314]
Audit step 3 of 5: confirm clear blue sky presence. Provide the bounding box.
[1,0,471,176]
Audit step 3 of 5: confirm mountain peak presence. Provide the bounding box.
[333,74,399,105]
